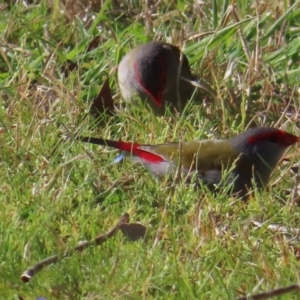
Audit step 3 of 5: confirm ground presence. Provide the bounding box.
[0,1,300,299]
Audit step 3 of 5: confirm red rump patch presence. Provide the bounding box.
[116,141,164,164]
[248,129,299,147]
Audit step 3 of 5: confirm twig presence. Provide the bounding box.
[237,284,300,300]
[20,213,130,283]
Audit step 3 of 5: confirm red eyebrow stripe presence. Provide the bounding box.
[248,130,299,146]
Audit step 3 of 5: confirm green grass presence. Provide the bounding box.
[1,0,300,299]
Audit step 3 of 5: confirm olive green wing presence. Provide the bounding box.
[139,140,240,172]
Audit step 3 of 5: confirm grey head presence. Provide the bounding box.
[118,41,195,115]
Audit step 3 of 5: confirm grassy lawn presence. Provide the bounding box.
[1,0,300,299]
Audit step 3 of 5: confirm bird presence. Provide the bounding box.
[117,41,215,116]
[75,127,299,198]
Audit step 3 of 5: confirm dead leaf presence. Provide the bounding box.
[119,223,146,241]
[61,60,79,77]
[87,36,102,52]
[90,77,115,117]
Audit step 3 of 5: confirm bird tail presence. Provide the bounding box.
[75,136,140,153]
[76,136,165,164]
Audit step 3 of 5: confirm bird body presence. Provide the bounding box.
[76,128,299,197]
[118,41,214,115]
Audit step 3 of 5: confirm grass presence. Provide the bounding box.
[1,0,300,299]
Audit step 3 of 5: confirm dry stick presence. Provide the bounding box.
[20,213,130,283]
[237,284,300,300]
